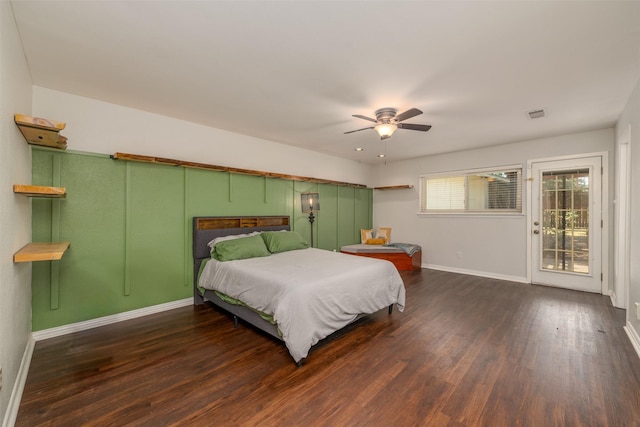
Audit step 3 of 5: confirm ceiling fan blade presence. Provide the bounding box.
[344,126,374,134]
[395,108,423,122]
[397,123,432,132]
[352,114,377,123]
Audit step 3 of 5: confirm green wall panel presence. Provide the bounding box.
[294,181,318,246]
[31,152,56,325]
[317,184,338,250]
[229,174,267,213]
[127,162,187,303]
[31,152,54,254]
[32,151,127,330]
[185,168,232,216]
[31,149,372,331]
[264,178,295,216]
[354,187,373,241]
[337,186,356,248]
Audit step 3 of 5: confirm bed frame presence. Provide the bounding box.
[193,215,394,364]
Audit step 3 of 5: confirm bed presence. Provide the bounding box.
[193,215,406,364]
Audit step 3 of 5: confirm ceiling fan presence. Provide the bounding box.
[345,107,432,140]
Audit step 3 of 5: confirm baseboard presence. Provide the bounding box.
[2,336,35,427]
[32,297,193,341]
[609,292,619,308]
[624,321,640,361]
[424,263,528,284]
[610,292,616,307]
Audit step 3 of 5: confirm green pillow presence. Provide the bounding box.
[261,231,309,253]
[213,235,271,262]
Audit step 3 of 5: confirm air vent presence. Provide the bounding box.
[528,109,546,119]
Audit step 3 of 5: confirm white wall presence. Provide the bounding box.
[617,76,640,343]
[0,1,34,423]
[373,128,614,283]
[32,87,373,187]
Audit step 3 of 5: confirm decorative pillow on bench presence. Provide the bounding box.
[360,227,392,244]
[365,238,386,245]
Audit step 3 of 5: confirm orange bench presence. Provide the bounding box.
[340,244,422,271]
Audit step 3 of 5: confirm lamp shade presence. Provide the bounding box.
[375,123,397,139]
[301,193,320,213]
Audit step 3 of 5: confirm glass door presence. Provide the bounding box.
[541,169,590,274]
[531,157,602,293]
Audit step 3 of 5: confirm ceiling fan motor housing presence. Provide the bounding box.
[375,108,398,123]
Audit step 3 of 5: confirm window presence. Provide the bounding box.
[419,166,523,214]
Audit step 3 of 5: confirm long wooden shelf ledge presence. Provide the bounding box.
[112,152,367,188]
[14,242,70,263]
[14,114,68,150]
[13,184,66,198]
[374,185,414,190]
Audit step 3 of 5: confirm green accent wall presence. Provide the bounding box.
[31,148,372,331]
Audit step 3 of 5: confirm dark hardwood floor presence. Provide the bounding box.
[16,269,640,426]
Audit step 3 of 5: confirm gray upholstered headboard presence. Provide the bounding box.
[192,216,291,300]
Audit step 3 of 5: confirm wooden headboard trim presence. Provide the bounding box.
[195,216,290,231]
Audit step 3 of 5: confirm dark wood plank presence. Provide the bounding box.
[16,269,640,426]
[373,185,414,190]
[195,216,290,231]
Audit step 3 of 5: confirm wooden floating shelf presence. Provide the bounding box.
[374,185,414,190]
[112,152,368,189]
[14,241,70,263]
[13,184,66,198]
[14,114,68,150]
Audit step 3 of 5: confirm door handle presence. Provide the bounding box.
[533,229,540,234]
[533,221,539,226]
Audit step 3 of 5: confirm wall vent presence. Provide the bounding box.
[528,109,546,119]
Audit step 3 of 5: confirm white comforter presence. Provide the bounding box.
[199,248,406,362]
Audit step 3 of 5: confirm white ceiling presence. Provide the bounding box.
[11,1,640,164]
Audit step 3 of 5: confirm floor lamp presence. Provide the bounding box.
[301,192,319,247]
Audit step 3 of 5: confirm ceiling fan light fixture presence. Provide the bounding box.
[345,107,430,139]
[375,123,397,139]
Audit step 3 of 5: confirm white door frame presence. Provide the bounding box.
[614,125,631,308]
[526,152,609,293]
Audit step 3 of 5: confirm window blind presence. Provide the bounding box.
[419,167,523,214]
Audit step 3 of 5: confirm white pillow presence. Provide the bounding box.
[207,231,261,250]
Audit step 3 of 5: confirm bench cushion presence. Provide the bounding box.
[340,244,404,254]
